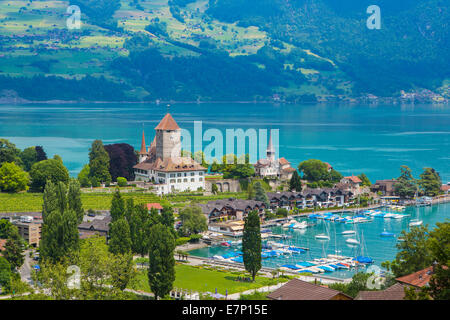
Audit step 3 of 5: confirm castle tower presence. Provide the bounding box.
[155,113,181,160]
[139,129,148,163]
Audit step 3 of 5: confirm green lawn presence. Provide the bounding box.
[129,264,288,295]
[0,192,169,212]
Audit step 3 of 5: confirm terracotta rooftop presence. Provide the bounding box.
[395,266,435,288]
[279,157,290,165]
[441,185,450,192]
[134,156,207,172]
[0,239,6,253]
[267,278,352,300]
[146,203,163,210]
[355,283,406,300]
[154,113,180,131]
[344,175,362,184]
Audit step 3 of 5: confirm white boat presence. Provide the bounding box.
[409,219,423,227]
[292,221,308,229]
[383,213,396,219]
[315,234,330,240]
[346,238,360,245]
[392,214,406,219]
[342,230,356,235]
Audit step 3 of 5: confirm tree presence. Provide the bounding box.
[19,147,38,171]
[289,170,302,191]
[394,165,418,199]
[426,222,449,300]
[0,162,29,193]
[161,206,176,235]
[381,225,433,277]
[88,140,111,185]
[0,139,21,166]
[0,219,13,238]
[104,143,137,181]
[298,159,329,182]
[117,177,127,187]
[247,182,255,200]
[253,181,269,206]
[129,204,152,256]
[0,256,11,292]
[77,164,91,188]
[68,179,84,224]
[178,205,207,236]
[358,173,372,187]
[40,181,79,263]
[3,226,24,271]
[242,210,262,281]
[29,158,70,192]
[148,223,176,300]
[110,188,125,222]
[329,272,373,298]
[110,253,135,292]
[35,146,47,162]
[108,218,132,255]
[211,183,219,195]
[418,168,442,197]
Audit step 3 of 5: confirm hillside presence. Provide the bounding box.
[0,0,448,102]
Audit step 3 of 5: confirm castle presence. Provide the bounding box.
[133,113,207,195]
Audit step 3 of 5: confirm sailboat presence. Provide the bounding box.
[342,230,356,235]
[346,238,360,245]
[409,202,423,226]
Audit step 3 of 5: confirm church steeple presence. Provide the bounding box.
[267,131,275,162]
[140,129,147,155]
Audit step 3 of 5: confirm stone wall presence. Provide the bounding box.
[205,179,241,194]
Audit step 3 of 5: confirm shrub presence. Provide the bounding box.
[189,234,202,243]
[276,208,289,217]
[117,177,127,187]
[175,237,190,246]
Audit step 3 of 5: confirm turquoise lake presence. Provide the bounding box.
[190,202,450,278]
[0,103,449,183]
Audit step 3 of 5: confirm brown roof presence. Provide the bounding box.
[155,113,180,131]
[441,185,450,191]
[344,175,362,184]
[355,283,406,300]
[267,278,352,300]
[146,203,163,210]
[134,156,207,172]
[0,239,6,253]
[395,266,435,288]
[279,157,290,165]
[281,167,296,173]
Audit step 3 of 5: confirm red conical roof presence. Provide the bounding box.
[139,130,147,154]
[155,113,180,131]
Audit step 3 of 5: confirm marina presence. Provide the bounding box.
[190,202,450,278]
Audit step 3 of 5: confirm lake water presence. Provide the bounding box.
[0,103,449,183]
[189,202,450,278]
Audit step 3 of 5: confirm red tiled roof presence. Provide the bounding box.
[155,113,180,131]
[279,157,290,165]
[356,283,406,300]
[134,156,207,172]
[0,239,7,253]
[345,175,362,184]
[395,266,435,288]
[441,185,450,191]
[325,162,332,170]
[267,278,352,300]
[146,203,163,210]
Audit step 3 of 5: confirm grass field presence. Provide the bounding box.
[0,192,170,212]
[129,264,288,295]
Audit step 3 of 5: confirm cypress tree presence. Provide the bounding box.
[3,226,24,271]
[108,218,132,255]
[110,188,125,222]
[40,181,79,263]
[68,179,84,224]
[88,140,111,185]
[148,223,176,300]
[253,181,269,206]
[289,170,302,191]
[242,210,262,281]
[129,205,151,257]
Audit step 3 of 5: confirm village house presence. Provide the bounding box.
[267,278,352,300]
[133,113,207,195]
[371,179,397,196]
[198,199,267,223]
[13,221,42,247]
[146,203,163,214]
[78,216,111,239]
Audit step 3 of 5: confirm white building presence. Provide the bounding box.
[254,133,296,180]
[133,113,207,195]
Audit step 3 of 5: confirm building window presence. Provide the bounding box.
[183,178,188,182]
[170,179,176,183]
[177,179,181,183]
[199,172,203,176]
[177,173,182,177]
[190,172,195,176]
[199,178,203,181]
[170,173,176,178]
[191,178,195,182]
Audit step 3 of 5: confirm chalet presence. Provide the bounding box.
[340,175,362,188]
[371,179,397,196]
[146,203,163,214]
[199,199,267,223]
[78,216,111,239]
[267,278,352,300]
